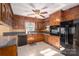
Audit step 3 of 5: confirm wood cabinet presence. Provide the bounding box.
[44,34,49,42]
[46,11,61,48]
[48,35,60,48]
[0,45,17,56]
[13,15,46,31]
[62,5,79,21]
[27,34,44,43]
[36,21,46,31]
[0,3,13,26]
[0,4,1,20]
[44,34,60,48]
[49,11,61,26]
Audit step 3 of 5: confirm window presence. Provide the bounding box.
[25,22,35,34]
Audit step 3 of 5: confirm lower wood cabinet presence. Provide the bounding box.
[0,45,17,56]
[44,34,49,42]
[27,34,44,44]
[45,35,60,48]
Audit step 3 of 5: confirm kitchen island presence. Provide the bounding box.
[0,36,17,56]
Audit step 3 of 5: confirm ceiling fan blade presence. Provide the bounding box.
[24,10,32,12]
[32,9,36,12]
[42,6,48,9]
[40,15,46,18]
[40,12,48,14]
[29,3,35,9]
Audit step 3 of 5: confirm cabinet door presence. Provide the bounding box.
[48,35,51,43]
[0,4,1,20]
[5,4,12,22]
[0,45,17,56]
[27,34,35,43]
[53,36,60,48]
[36,22,45,31]
[44,35,49,42]
[48,35,60,48]
[1,3,12,25]
[2,4,6,21]
[4,4,12,25]
[27,34,44,43]
[35,34,44,42]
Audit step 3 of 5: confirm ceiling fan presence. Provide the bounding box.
[26,4,48,18]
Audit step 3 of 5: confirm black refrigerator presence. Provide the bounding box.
[60,20,74,48]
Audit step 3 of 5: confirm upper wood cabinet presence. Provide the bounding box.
[0,4,1,20]
[48,11,62,26]
[36,21,46,31]
[13,15,46,31]
[62,5,79,21]
[0,3,13,26]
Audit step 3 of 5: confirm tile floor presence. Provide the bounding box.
[18,42,64,56]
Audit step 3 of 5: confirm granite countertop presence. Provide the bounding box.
[3,32,26,36]
[28,31,50,34]
[0,36,17,48]
[3,31,50,36]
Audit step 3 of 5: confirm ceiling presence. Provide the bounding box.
[11,3,79,19]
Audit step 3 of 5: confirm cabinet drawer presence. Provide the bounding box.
[27,34,44,43]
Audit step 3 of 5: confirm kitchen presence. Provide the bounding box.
[0,3,79,56]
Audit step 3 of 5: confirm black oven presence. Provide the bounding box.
[50,25,60,36]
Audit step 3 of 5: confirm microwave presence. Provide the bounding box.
[50,26,60,36]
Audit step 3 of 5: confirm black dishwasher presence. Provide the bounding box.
[18,35,27,46]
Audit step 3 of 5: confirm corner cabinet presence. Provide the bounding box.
[45,34,60,49]
[27,34,44,44]
[49,35,60,48]
[0,3,13,26]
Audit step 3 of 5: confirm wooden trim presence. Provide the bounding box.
[8,3,14,15]
[1,3,2,20]
[14,14,42,20]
